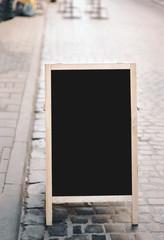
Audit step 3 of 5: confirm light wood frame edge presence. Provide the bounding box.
[49,62,131,70]
[130,63,138,225]
[45,64,53,226]
[52,196,132,203]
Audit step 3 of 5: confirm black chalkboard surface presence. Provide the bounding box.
[51,69,132,196]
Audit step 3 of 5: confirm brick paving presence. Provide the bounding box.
[0,11,45,240]
[18,0,164,239]
[0,15,44,193]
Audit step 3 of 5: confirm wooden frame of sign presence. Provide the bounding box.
[45,63,138,226]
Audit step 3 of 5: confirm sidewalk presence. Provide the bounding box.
[0,0,164,240]
[0,8,46,240]
[19,0,164,240]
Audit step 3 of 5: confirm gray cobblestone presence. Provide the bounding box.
[95,207,115,215]
[27,183,45,195]
[71,217,88,224]
[85,225,104,233]
[26,194,45,209]
[92,216,109,224]
[29,170,45,183]
[24,209,45,225]
[76,208,95,215]
[73,225,82,234]
[22,225,45,240]
[92,235,106,240]
[47,223,67,236]
[65,236,89,240]
[30,158,45,170]
[53,208,68,223]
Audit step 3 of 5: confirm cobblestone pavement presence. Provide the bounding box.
[19,0,164,239]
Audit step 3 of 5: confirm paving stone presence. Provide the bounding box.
[110,234,130,240]
[125,223,147,233]
[0,112,18,120]
[92,235,106,240]
[148,199,164,205]
[115,207,131,214]
[134,233,154,240]
[105,224,125,233]
[5,142,27,185]
[92,216,109,224]
[0,137,13,148]
[0,98,21,105]
[33,132,45,139]
[29,170,45,183]
[0,119,17,128]
[139,214,152,223]
[134,234,143,240]
[0,159,8,173]
[85,225,104,233]
[95,207,115,214]
[0,127,15,137]
[65,236,89,240]
[32,139,45,148]
[26,194,45,208]
[151,206,164,214]
[112,214,131,223]
[154,234,164,240]
[31,148,45,159]
[70,216,88,224]
[24,209,45,225]
[139,206,150,214]
[53,208,68,222]
[0,173,5,192]
[47,223,67,236]
[153,214,164,224]
[1,147,11,159]
[50,238,59,240]
[22,225,45,240]
[146,223,161,232]
[76,207,94,215]
[73,225,82,234]
[30,158,45,170]
[27,183,45,195]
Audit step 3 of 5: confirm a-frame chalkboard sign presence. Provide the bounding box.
[45,63,138,226]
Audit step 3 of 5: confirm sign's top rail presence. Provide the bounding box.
[45,63,136,71]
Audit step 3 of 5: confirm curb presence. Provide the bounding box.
[0,13,46,240]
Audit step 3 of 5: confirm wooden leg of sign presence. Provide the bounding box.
[46,197,52,226]
[132,145,138,225]
[132,188,138,225]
